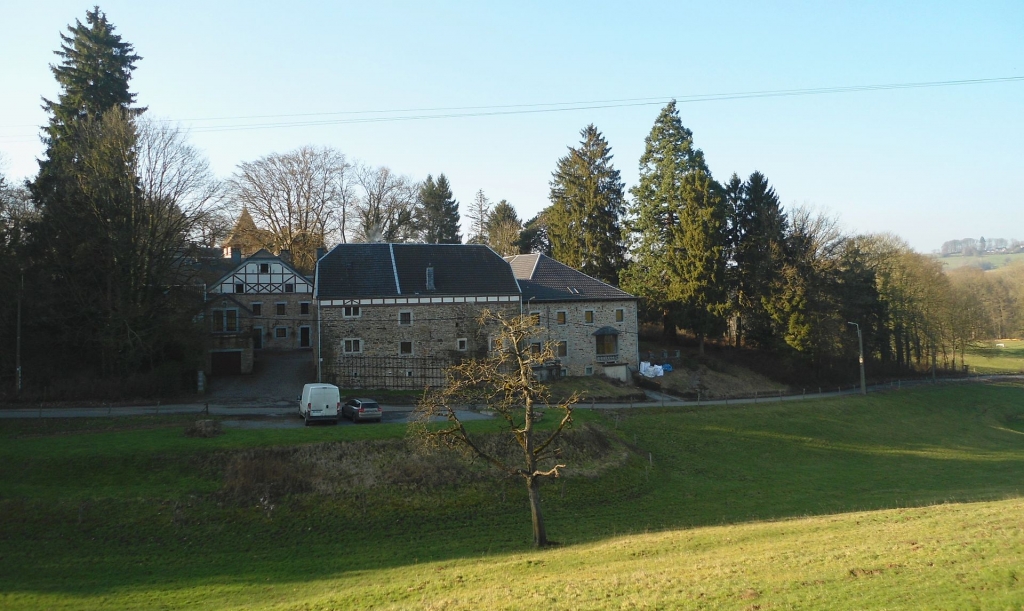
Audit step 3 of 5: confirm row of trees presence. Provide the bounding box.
[940,237,1019,256]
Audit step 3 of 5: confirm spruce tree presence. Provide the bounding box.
[620,101,711,340]
[730,171,788,347]
[486,199,522,256]
[547,124,625,285]
[417,173,461,243]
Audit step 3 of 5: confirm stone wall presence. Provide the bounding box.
[524,299,638,377]
[231,293,315,350]
[319,301,519,388]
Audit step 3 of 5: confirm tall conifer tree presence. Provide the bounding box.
[547,125,625,285]
[621,101,710,340]
[417,173,461,243]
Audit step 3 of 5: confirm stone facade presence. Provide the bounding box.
[525,300,638,377]
[235,292,316,351]
[318,301,519,388]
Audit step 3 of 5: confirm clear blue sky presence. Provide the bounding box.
[2,1,1021,252]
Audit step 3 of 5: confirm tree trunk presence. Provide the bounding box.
[698,332,705,356]
[662,310,676,342]
[527,476,547,547]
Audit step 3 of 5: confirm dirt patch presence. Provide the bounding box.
[660,362,787,400]
[217,424,626,501]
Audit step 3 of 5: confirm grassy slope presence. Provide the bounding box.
[935,251,1024,270]
[965,339,1024,374]
[2,383,1024,609]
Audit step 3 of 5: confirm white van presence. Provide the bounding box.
[298,383,341,425]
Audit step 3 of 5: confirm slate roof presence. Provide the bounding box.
[317,243,521,299]
[504,254,635,302]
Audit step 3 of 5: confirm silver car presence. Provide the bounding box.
[342,398,383,423]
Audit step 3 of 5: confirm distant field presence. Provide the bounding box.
[2,383,1024,609]
[964,339,1024,373]
[934,251,1024,270]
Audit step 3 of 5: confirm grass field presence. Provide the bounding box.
[964,339,1024,374]
[2,383,1024,609]
[935,251,1024,271]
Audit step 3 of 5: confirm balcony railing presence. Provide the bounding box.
[596,353,619,363]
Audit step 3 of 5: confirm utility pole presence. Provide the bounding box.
[847,321,866,395]
[15,272,23,394]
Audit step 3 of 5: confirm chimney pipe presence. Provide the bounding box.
[279,249,291,264]
[316,247,326,261]
[231,247,241,263]
[426,265,435,291]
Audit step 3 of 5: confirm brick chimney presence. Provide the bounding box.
[231,247,241,263]
[279,249,292,264]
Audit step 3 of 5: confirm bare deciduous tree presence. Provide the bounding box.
[352,165,418,243]
[230,146,353,270]
[414,311,579,547]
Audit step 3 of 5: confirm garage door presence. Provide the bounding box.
[210,351,242,376]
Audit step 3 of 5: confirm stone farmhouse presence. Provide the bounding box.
[505,254,639,381]
[314,243,521,389]
[201,248,315,375]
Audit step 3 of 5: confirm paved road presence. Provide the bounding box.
[2,374,1020,421]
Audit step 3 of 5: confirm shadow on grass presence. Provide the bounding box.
[3,383,1024,602]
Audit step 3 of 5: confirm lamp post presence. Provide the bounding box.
[847,321,866,395]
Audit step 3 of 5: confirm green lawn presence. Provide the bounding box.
[964,339,1024,374]
[2,383,1024,609]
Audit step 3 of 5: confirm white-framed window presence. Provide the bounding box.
[456,338,468,351]
[285,283,295,293]
[300,302,310,315]
[489,337,502,352]
[251,302,262,316]
[343,306,361,318]
[400,341,413,355]
[556,340,568,357]
[615,308,624,322]
[405,370,414,378]
[276,302,286,316]
[584,310,595,324]
[530,341,542,355]
[399,310,412,326]
[343,338,362,353]
[556,310,567,325]
[585,365,594,376]
[528,311,541,325]
[274,327,287,339]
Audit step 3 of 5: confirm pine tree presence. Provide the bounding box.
[547,124,625,285]
[486,199,522,256]
[417,173,461,244]
[620,100,711,341]
[466,189,491,245]
[729,171,787,347]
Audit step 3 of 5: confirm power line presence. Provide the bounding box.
[1,75,1021,140]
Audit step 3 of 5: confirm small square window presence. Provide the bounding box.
[285,283,294,293]
[584,310,595,324]
[276,303,286,316]
[529,311,541,325]
[615,308,624,322]
[457,338,468,351]
[344,338,362,353]
[275,327,287,338]
[490,337,502,352]
[585,366,594,376]
[300,302,310,315]
[556,340,567,357]
[406,370,414,377]
[343,306,361,318]
[400,341,413,355]
[259,263,269,274]
[399,311,412,326]
[556,311,567,325]
[235,283,244,294]
[530,342,542,355]
[251,303,262,316]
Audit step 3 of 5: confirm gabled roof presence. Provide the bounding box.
[504,254,635,302]
[317,243,521,299]
[208,249,313,290]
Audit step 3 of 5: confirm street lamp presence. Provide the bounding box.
[847,321,866,395]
